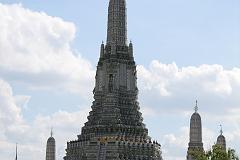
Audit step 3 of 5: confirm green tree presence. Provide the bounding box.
[211,145,228,160]
[189,145,239,160]
[228,148,239,160]
[188,149,208,160]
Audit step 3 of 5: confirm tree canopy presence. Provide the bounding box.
[189,145,239,160]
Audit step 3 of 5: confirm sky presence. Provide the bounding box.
[0,0,239,160]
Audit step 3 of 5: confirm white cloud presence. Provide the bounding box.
[138,60,240,97]
[0,79,27,136]
[138,60,240,113]
[0,4,94,157]
[0,3,95,97]
[0,78,30,158]
[0,78,89,160]
[0,3,94,160]
[162,127,188,160]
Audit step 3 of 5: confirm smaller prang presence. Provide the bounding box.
[187,100,204,160]
[216,125,227,151]
[46,128,56,160]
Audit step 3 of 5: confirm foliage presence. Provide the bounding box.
[189,145,239,160]
[210,145,228,160]
[188,149,208,160]
[228,149,240,160]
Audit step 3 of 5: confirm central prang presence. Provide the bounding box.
[64,0,162,159]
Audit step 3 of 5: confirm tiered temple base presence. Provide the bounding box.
[65,136,161,160]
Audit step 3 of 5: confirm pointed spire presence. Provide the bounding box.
[51,127,53,137]
[107,0,127,46]
[100,41,105,58]
[129,40,133,46]
[220,124,223,135]
[194,100,198,113]
[129,40,133,57]
[15,143,18,160]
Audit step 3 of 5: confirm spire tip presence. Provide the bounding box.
[220,124,223,135]
[50,127,53,137]
[194,100,198,113]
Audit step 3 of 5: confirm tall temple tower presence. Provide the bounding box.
[64,0,162,159]
[187,101,204,160]
[46,129,56,160]
[216,125,226,151]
